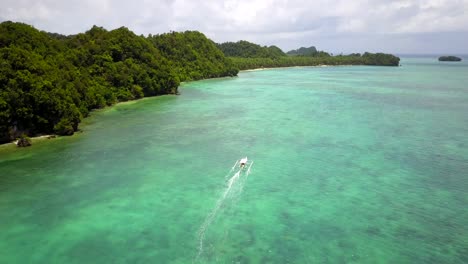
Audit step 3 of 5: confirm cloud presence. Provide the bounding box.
[1,0,467,53]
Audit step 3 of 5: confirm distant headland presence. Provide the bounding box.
[0,21,400,145]
[438,56,462,62]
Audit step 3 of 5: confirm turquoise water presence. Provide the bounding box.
[1,58,468,263]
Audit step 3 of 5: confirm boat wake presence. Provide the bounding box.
[195,159,253,262]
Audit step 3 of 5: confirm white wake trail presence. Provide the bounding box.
[195,160,253,262]
[225,160,239,180]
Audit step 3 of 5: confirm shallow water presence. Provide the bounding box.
[1,58,468,263]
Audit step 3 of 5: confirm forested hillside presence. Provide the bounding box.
[0,22,238,143]
[149,31,238,80]
[285,46,331,57]
[217,40,285,58]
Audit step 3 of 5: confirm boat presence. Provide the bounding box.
[240,157,248,168]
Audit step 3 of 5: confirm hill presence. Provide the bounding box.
[286,46,331,57]
[217,40,285,58]
[149,31,238,81]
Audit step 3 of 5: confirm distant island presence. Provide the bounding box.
[286,46,329,57]
[287,46,318,56]
[438,56,462,62]
[0,21,400,145]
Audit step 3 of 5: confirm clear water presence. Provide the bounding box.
[1,58,467,263]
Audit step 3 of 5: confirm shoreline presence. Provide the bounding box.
[0,135,59,153]
[0,95,175,148]
[5,135,56,147]
[1,64,375,148]
[240,64,356,72]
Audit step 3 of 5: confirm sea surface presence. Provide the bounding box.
[1,57,467,263]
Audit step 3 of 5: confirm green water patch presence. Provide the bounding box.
[1,59,468,263]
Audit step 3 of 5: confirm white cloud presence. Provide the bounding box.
[1,0,467,53]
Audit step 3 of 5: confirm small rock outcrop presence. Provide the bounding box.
[438,56,462,62]
[17,135,32,147]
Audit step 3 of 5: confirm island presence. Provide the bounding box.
[439,56,462,62]
[0,21,400,145]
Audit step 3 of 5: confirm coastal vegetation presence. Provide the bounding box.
[0,22,399,144]
[438,56,462,62]
[229,52,400,70]
[217,40,400,69]
[0,22,237,143]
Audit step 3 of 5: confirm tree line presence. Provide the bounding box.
[217,40,400,69]
[229,52,400,70]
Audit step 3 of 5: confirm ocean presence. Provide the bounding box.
[1,57,467,263]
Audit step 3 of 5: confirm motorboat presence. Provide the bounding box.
[240,157,248,168]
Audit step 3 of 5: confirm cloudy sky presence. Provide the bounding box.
[1,0,467,54]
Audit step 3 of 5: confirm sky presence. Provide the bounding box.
[1,0,467,54]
